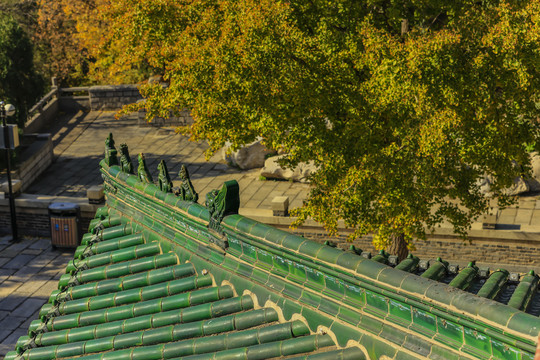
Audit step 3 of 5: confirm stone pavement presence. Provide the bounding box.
[22,110,540,227]
[0,235,73,357]
[26,110,310,211]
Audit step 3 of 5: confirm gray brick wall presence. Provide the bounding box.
[294,228,540,268]
[89,85,143,111]
[0,207,94,237]
[138,108,193,127]
[0,211,50,237]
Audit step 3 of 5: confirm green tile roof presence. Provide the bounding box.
[359,251,540,315]
[7,135,540,359]
[6,215,364,360]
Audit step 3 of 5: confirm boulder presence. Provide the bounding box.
[504,177,530,196]
[526,152,540,192]
[223,141,276,170]
[478,174,530,196]
[477,174,493,195]
[260,156,317,183]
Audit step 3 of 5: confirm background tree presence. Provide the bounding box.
[0,12,44,127]
[87,0,539,259]
[0,0,37,35]
[34,0,89,86]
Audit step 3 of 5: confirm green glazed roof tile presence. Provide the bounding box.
[297,240,325,258]
[12,217,347,360]
[9,145,540,360]
[285,347,367,359]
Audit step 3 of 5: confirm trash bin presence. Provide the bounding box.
[49,202,81,248]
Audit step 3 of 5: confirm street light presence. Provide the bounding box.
[0,101,18,243]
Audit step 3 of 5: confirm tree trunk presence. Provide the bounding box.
[386,233,408,262]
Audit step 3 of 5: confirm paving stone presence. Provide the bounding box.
[26,250,58,267]
[20,309,41,329]
[12,278,50,296]
[290,199,304,209]
[3,241,32,254]
[0,315,25,331]
[20,248,43,256]
[518,198,536,209]
[3,254,36,270]
[0,294,29,311]
[0,235,11,245]
[28,239,51,250]
[0,329,13,343]
[0,328,27,356]
[0,280,22,298]
[11,262,51,281]
[53,268,68,280]
[245,198,264,209]
[0,257,11,267]
[515,209,534,225]
[0,268,16,284]
[251,183,276,202]
[0,248,21,258]
[10,298,47,318]
[33,279,60,298]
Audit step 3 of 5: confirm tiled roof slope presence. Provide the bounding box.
[7,136,540,359]
[6,216,364,359]
[352,250,540,316]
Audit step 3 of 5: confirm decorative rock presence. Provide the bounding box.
[87,185,104,204]
[477,174,493,195]
[260,156,317,183]
[505,177,529,195]
[526,152,540,192]
[478,174,530,196]
[271,196,289,217]
[223,141,276,170]
[481,152,540,195]
[0,179,22,194]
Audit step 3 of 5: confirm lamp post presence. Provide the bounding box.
[0,101,18,243]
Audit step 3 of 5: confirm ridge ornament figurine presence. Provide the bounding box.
[157,160,173,193]
[119,143,134,174]
[137,153,153,183]
[174,165,198,202]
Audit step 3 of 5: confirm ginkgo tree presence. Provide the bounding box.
[72,0,540,259]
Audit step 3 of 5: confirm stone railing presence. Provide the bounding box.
[59,87,90,112]
[23,85,90,134]
[12,134,54,192]
[99,139,540,360]
[24,89,60,134]
[24,83,192,132]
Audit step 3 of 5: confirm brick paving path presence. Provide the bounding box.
[0,236,73,357]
